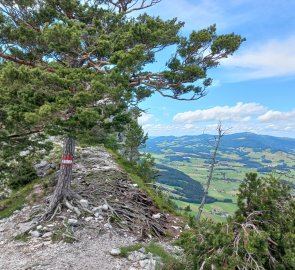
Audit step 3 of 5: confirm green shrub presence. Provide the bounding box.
[184,205,191,212]
[8,161,37,189]
[177,173,295,270]
[0,179,38,219]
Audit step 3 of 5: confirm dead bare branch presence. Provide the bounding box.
[196,121,229,221]
[106,0,161,14]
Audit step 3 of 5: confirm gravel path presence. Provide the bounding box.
[0,209,136,270]
[0,230,134,270]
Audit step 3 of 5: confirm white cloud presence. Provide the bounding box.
[184,123,194,129]
[222,36,295,80]
[138,112,154,124]
[258,109,295,122]
[173,102,266,123]
[142,122,216,136]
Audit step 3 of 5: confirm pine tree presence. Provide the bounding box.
[124,120,148,163]
[0,0,245,218]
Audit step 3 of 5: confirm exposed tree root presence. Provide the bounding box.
[74,172,168,238]
[64,199,82,217]
[41,190,85,221]
[39,173,168,239]
[49,204,62,221]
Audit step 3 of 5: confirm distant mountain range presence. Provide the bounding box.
[146,132,295,155]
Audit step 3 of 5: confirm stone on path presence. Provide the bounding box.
[79,199,89,209]
[110,248,121,256]
[31,231,40,238]
[68,219,78,226]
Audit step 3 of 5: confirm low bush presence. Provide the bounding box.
[177,173,295,270]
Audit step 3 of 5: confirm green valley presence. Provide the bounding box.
[145,132,295,221]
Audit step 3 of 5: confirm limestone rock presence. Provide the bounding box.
[152,213,161,219]
[184,224,191,230]
[79,199,89,209]
[92,206,103,212]
[31,230,40,238]
[95,215,104,221]
[68,219,78,226]
[110,248,121,256]
[84,217,93,222]
[138,247,146,253]
[34,160,55,177]
[127,251,146,262]
[94,212,103,219]
[139,258,157,270]
[42,232,53,238]
[104,223,112,229]
[0,218,7,224]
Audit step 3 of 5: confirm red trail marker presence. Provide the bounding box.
[62,155,74,166]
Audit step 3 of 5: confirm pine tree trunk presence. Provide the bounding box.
[44,137,75,218]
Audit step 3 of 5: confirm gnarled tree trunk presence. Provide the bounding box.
[43,137,75,219]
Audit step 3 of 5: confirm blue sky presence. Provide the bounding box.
[137,0,295,138]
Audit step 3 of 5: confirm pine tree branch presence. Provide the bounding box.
[130,73,207,101]
[5,128,43,140]
[0,51,56,73]
[0,51,36,67]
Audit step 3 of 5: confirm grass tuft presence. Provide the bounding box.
[120,243,144,257]
[0,179,39,219]
[14,232,30,242]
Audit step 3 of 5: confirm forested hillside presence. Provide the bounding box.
[156,164,217,204]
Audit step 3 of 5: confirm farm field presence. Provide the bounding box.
[145,133,295,221]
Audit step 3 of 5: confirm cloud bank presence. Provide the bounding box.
[173,102,266,123]
[141,102,295,138]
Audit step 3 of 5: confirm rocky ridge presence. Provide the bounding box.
[0,146,183,270]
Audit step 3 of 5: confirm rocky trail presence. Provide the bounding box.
[0,147,183,270]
